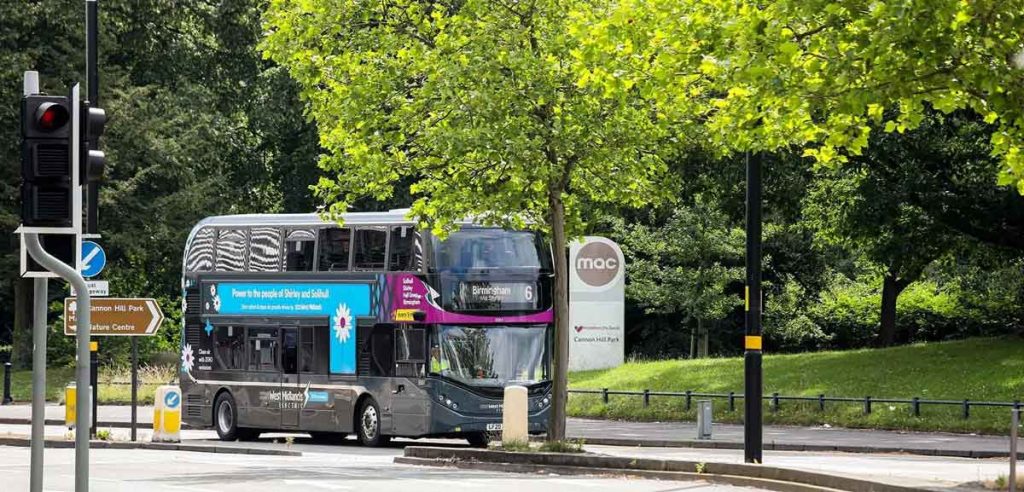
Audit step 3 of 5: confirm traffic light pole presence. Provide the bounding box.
[743,152,763,464]
[30,277,46,492]
[85,0,99,234]
[25,233,92,492]
[22,70,47,492]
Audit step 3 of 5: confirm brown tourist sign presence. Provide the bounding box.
[64,298,165,336]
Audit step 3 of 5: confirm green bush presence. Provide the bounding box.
[807,274,996,348]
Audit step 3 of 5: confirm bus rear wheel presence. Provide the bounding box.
[356,398,390,447]
[214,392,259,442]
[466,432,490,448]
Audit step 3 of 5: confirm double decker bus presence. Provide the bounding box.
[178,210,553,446]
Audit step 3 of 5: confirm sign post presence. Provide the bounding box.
[64,297,164,441]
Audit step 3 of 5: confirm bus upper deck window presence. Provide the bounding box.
[285,229,315,272]
[185,227,215,272]
[353,227,387,271]
[388,226,422,271]
[215,229,247,272]
[249,227,283,272]
[318,228,352,271]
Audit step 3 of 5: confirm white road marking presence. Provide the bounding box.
[283,479,353,490]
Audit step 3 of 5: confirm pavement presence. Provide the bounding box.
[567,418,1023,458]
[588,445,1004,490]
[0,404,1016,458]
[0,445,761,491]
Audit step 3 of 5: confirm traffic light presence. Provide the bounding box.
[80,100,105,223]
[21,92,74,227]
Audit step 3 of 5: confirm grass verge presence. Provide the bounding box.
[568,336,1024,434]
[11,364,176,405]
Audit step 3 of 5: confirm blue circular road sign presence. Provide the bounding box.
[81,241,106,278]
[164,391,180,409]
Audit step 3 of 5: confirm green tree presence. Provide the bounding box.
[805,166,956,346]
[262,0,673,439]
[612,201,744,357]
[570,0,1024,193]
[805,110,1023,346]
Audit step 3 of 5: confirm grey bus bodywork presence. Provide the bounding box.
[179,211,553,444]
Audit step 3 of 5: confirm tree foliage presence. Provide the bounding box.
[262,0,671,234]
[613,201,743,327]
[571,0,1024,193]
[263,0,679,438]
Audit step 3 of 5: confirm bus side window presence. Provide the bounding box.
[285,229,315,272]
[249,328,279,372]
[317,228,351,271]
[213,325,244,370]
[353,227,387,271]
[388,226,422,271]
[300,326,329,374]
[395,326,426,377]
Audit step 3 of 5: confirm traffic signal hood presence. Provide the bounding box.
[80,101,106,185]
[21,94,73,227]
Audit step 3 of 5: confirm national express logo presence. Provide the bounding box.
[574,241,621,287]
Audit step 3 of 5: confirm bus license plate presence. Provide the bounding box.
[486,423,502,431]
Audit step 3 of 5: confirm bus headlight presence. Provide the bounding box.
[438,394,445,402]
[445,398,452,407]
[451,402,458,410]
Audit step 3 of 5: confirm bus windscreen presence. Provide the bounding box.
[433,324,548,387]
[432,229,547,270]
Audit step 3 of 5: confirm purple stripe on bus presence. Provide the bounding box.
[383,273,553,324]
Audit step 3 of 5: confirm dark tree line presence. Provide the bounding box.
[1,0,320,367]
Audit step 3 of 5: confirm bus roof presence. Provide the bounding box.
[191,209,419,229]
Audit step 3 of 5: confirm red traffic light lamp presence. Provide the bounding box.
[34,102,70,132]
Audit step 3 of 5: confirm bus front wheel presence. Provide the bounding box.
[356,398,390,447]
[214,392,259,442]
[466,432,490,448]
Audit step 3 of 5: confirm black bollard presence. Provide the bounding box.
[2,362,12,405]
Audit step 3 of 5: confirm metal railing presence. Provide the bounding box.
[569,388,1022,419]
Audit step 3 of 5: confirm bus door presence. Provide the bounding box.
[391,325,430,436]
[281,326,301,428]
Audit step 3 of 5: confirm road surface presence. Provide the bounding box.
[0,444,762,491]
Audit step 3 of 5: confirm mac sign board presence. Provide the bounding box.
[568,236,625,371]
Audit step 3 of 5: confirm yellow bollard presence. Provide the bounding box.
[152,385,181,442]
[65,383,76,428]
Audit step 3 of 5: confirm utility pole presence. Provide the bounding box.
[743,151,763,464]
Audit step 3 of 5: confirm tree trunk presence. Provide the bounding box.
[878,273,908,347]
[689,321,696,359]
[547,193,570,442]
[11,277,34,369]
[698,318,709,358]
